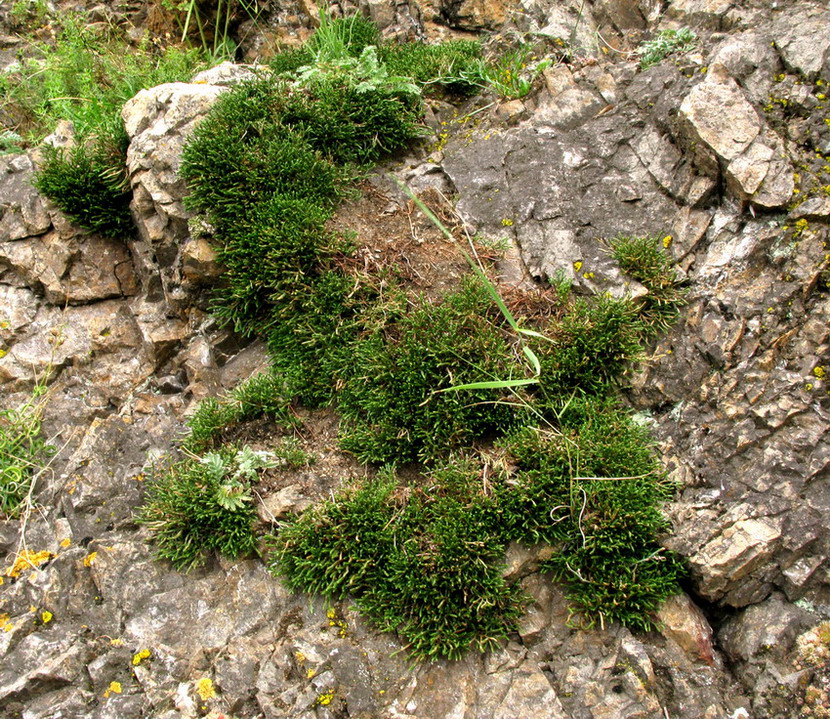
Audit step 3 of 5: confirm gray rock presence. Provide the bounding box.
[122,82,227,312]
[0,153,51,241]
[771,3,830,79]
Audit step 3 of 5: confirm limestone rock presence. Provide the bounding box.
[190,60,262,86]
[122,82,227,312]
[709,32,780,104]
[0,284,38,343]
[771,3,830,80]
[0,153,52,241]
[679,64,761,164]
[529,0,600,53]
[719,593,816,664]
[666,0,738,28]
[535,66,605,131]
[0,230,137,304]
[689,517,783,606]
[0,300,147,389]
[258,484,313,522]
[438,0,509,30]
[726,130,794,209]
[657,593,717,665]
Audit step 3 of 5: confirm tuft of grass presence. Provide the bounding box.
[380,40,486,96]
[138,445,271,571]
[272,436,315,468]
[610,235,686,335]
[0,379,53,517]
[306,11,381,63]
[485,44,552,99]
[638,28,697,70]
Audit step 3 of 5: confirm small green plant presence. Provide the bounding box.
[485,45,552,99]
[0,130,24,155]
[536,293,644,399]
[638,28,697,70]
[139,445,272,571]
[0,377,53,517]
[495,397,684,628]
[610,235,686,335]
[272,437,315,468]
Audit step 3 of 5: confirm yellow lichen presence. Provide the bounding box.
[103,681,122,698]
[195,677,216,700]
[132,648,151,666]
[316,691,335,707]
[59,538,71,548]
[5,550,53,578]
[814,366,826,380]
[41,610,53,624]
[83,552,97,567]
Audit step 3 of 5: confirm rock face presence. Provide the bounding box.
[2,1,830,718]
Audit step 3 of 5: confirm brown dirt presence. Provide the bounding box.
[328,181,500,302]
[253,408,366,505]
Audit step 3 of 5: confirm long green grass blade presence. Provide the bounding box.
[442,378,539,391]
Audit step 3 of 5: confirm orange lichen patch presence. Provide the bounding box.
[5,550,53,578]
[83,552,97,567]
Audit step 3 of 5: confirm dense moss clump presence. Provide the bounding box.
[141,13,688,660]
[338,279,522,464]
[271,463,524,660]
[35,135,134,239]
[138,447,263,571]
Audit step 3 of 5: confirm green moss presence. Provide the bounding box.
[139,447,262,571]
[536,294,644,399]
[270,460,523,661]
[184,369,296,452]
[338,279,523,464]
[34,131,133,238]
[610,235,686,335]
[148,14,687,658]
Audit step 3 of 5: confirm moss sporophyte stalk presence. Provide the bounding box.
[136,14,688,661]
